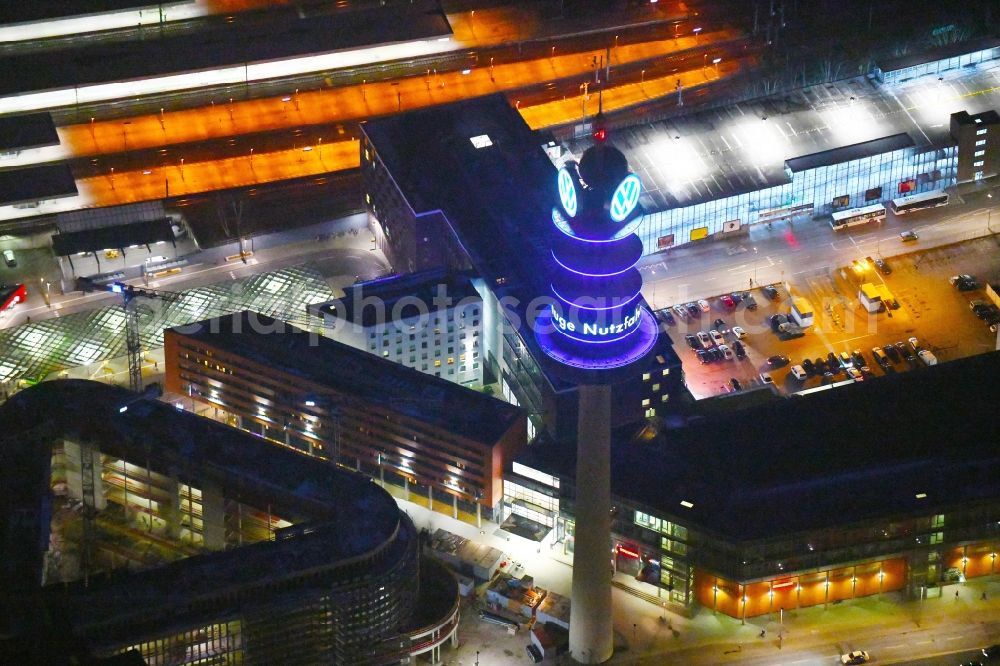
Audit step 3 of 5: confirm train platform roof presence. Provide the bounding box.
[519,351,1000,542]
[0,2,451,96]
[0,163,77,206]
[0,0,157,24]
[0,113,58,151]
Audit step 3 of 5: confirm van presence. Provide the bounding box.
[2,249,15,268]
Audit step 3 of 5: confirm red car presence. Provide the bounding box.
[720,294,736,309]
[0,283,26,312]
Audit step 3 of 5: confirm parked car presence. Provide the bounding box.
[673,304,690,321]
[762,285,779,300]
[696,350,710,364]
[790,364,808,380]
[813,358,827,374]
[897,342,915,362]
[908,336,920,351]
[872,257,891,275]
[720,294,736,309]
[684,334,699,350]
[827,352,840,372]
[899,230,918,242]
[696,331,712,349]
[769,314,788,332]
[918,349,937,366]
[871,347,890,368]
[658,309,676,325]
[851,349,866,367]
[719,344,734,360]
[973,303,1000,321]
[841,650,870,665]
[145,255,168,264]
[525,644,543,663]
[950,274,979,290]
[697,299,711,312]
[729,292,744,304]
[802,358,815,375]
[883,343,900,363]
[729,377,742,391]
[743,293,758,310]
[733,340,746,359]
[2,249,15,268]
[767,355,789,367]
[732,326,747,339]
[708,347,724,361]
[686,302,701,317]
[713,318,727,330]
[846,367,864,381]
[709,329,725,346]
[759,371,774,384]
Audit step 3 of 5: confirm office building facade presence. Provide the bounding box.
[164,311,526,524]
[951,109,1000,183]
[0,379,460,665]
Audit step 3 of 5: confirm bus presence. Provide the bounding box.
[0,283,26,312]
[889,190,949,215]
[830,203,886,230]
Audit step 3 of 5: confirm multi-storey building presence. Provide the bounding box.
[360,94,685,441]
[308,269,485,387]
[507,352,1000,615]
[951,109,1000,183]
[164,311,526,524]
[0,379,459,665]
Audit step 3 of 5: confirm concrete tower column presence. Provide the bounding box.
[569,384,613,663]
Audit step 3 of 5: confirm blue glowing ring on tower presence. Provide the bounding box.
[536,141,658,370]
[557,167,578,218]
[609,174,642,223]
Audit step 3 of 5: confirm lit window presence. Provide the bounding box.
[383,351,389,357]
[662,368,669,376]
[976,128,988,135]
[642,372,651,381]
[661,394,669,402]
[447,357,454,364]
[434,360,442,367]
[975,150,985,157]
[645,407,656,418]
[976,139,986,146]
[976,171,984,180]
[974,161,984,167]
[642,398,650,406]
[652,383,660,392]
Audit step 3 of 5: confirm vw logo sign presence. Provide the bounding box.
[610,174,641,223]
[557,167,578,218]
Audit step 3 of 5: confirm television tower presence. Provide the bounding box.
[535,122,657,663]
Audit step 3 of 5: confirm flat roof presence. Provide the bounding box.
[877,36,1000,74]
[169,311,523,445]
[0,113,58,151]
[518,352,1000,542]
[51,217,174,256]
[785,133,914,173]
[0,163,77,206]
[952,109,1000,126]
[0,379,402,591]
[0,0,160,24]
[361,95,681,391]
[313,269,481,328]
[0,2,451,96]
[563,65,1000,212]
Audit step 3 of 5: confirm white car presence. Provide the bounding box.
[145,255,168,264]
[732,326,747,339]
[841,650,870,665]
[696,331,712,349]
[759,372,774,384]
[697,298,711,312]
[709,329,725,346]
[846,367,864,381]
[908,336,920,351]
[918,349,937,366]
[718,344,734,360]
[790,364,807,380]
[672,304,689,321]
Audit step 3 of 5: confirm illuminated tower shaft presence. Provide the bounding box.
[569,384,613,664]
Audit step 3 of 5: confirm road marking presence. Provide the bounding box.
[945,635,962,641]
[916,640,932,645]
[885,644,904,649]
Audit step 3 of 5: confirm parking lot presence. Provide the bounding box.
[664,235,1000,399]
